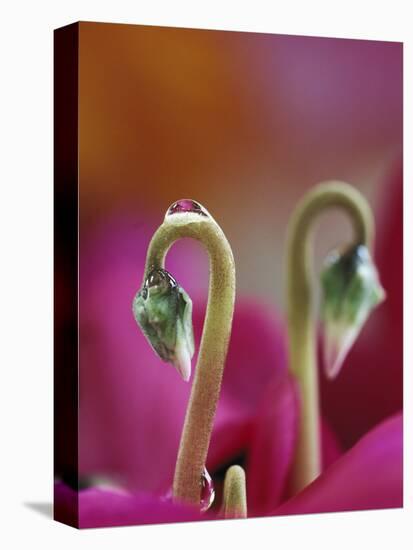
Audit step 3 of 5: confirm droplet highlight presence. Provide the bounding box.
[144,268,177,291]
[166,199,208,217]
[200,467,215,512]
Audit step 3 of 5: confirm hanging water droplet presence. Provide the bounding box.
[145,267,177,291]
[166,199,208,217]
[200,467,215,512]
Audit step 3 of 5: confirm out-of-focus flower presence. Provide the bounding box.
[75,214,296,505]
[56,169,402,527]
[63,214,299,527]
[55,403,401,527]
[54,481,204,528]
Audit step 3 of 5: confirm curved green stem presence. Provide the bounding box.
[286,181,374,495]
[222,465,247,519]
[144,208,236,506]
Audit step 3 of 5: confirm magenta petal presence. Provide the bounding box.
[77,217,289,495]
[208,412,252,470]
[246,372,299,515]
[215,299,288,414]
[78,217,207,493]
[274,413,403,516]
[55,482,203,528]
[320,418,342,470]
[201,298,289,469]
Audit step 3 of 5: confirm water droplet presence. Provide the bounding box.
[161,475,214,512]
[200,468,215,512]
[166,199,208,217]
[144,268,177,291]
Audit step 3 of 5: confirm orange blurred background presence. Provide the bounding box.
[78,21,402,306]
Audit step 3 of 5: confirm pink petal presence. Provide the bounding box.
[206,299,290,474]
[321,418,342,470]
[246,375,342,515]
[78,217,204,493]
[274,413,403,515]
[76,217,290,495]
[207,413,252,471]
[54,482,203,529]
[245,372,299,515]
[215,298,288,414]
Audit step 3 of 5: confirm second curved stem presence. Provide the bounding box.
[286,181,373,495]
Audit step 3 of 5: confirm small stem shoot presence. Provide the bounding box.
[222,465,247,519]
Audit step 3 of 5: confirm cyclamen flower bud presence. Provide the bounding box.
[321,244,385,379]
[132,268,195,381]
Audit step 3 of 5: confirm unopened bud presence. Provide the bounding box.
[321,244,385,379]
[133,268,195,381]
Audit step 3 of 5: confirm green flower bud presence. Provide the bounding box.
[132,268,195,381]
[320,244,385,379]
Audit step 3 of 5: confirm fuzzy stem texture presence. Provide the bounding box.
[222,465,247,519]
[144,210,236,506]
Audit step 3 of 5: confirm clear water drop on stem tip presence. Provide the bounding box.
[166,199,208,217]
[145,268,177,291]
[200,468,215,512]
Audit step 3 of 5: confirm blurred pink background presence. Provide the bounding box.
[75,23,402,481]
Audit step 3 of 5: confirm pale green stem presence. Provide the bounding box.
[144,210,236,506]
[286,181,374,495]
[222,465,247,519]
